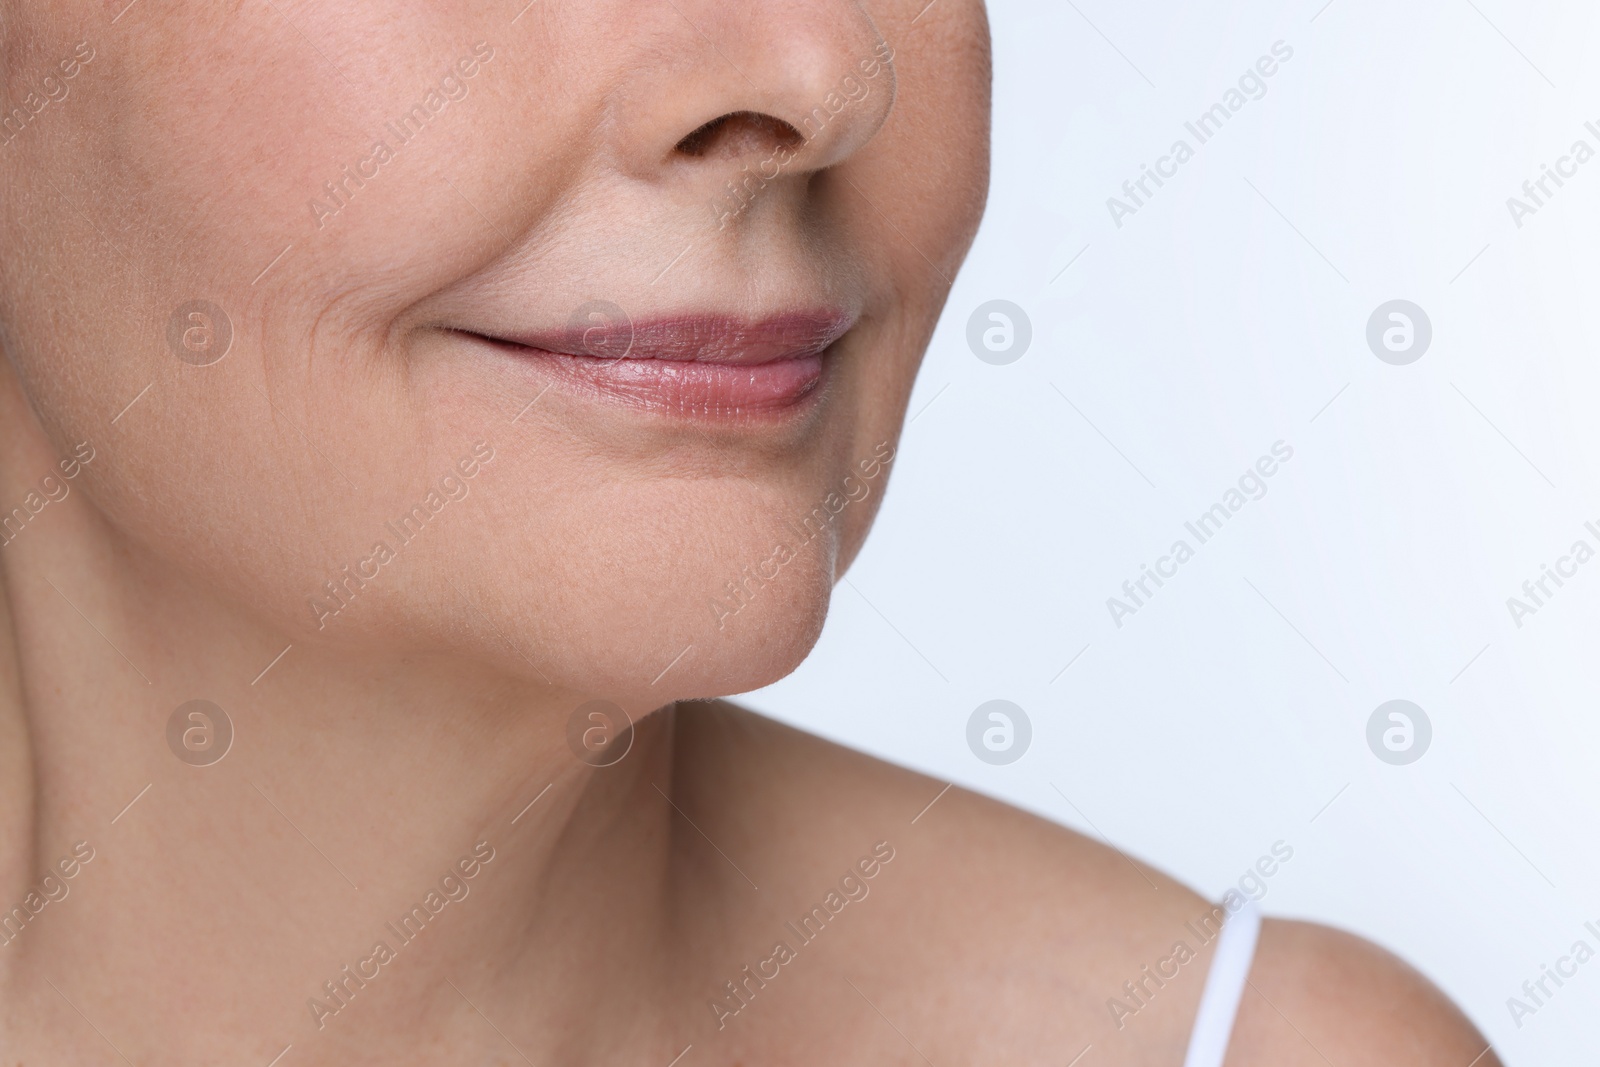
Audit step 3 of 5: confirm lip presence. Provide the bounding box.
[461,311,853,420]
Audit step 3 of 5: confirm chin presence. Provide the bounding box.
[674,561,836,702]
[309,493,842,710]
[543,533,839,709]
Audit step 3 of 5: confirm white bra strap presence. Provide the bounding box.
[1181,900,1262,1067]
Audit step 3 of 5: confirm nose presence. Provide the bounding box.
[609,3,897,191]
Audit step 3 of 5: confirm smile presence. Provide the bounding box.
[458,310,854,420]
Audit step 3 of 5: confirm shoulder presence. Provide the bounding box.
[675,701,1494,1066]
[1231,919,1499,1067]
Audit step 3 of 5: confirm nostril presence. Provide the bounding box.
[674,110,804,160]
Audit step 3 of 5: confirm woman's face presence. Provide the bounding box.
[0,1,989,707]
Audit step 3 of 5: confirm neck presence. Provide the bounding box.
[0,380,688,1058]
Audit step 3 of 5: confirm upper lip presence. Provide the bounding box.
[476,310,854,365]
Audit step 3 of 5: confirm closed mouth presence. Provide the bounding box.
[456,310,854,420]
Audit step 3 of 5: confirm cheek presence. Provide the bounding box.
[0,6,532,640]
[60,5,531,345]
[854,4,991,266]
[823,7,991,451]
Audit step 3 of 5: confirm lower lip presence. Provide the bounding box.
[478,339,830,419]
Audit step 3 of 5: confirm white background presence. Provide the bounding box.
[741,0,1600,1060]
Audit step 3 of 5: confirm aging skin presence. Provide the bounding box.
[0,1,1495,1064]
